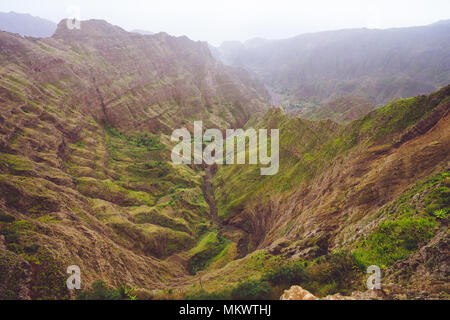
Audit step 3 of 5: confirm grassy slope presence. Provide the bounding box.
[214,85,450,221]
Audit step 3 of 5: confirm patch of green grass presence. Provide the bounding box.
[230,279,271,300]
[77,281,136,300]
[105,124,164,150]
[262,259,308,287]
[354,216,436,268]
[186,279,271,300]
[188,231,229,274]
[353,171,449,268]
[0,152,34,174]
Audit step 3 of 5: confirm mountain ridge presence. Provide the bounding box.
[211,21,450,122]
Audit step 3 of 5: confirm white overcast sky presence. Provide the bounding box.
[0,0,449,45]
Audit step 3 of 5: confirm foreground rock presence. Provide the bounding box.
[280,285,406,300]
[280,286,318,300]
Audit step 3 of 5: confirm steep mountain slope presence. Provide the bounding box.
[213,22,450,121]
[0,17,448,300]
[208,85,449,298]
[0,12,57,38]
[0,19,269,299]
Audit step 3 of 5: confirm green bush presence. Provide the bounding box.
[77,281,136,300]
[354,216,436,267]
[230,280,271,300]
[189,234,227,275]
[263,260,308,287]
[309,251,363,281]
[433,208,448,220]
[305,251,364,296]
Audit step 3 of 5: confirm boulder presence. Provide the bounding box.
[280,286,318,300]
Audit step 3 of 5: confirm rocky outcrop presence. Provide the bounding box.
[280,285,407,300]
[280,286,318,300]
[385,231,450,299]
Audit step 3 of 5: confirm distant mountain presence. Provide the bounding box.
[431,19,450,26]
[0,11,56,37]
[130,29,155,35]
[212,21,450,121]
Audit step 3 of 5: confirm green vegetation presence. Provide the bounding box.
[353,172,449,268]
[354,217,436,267]
[214,110,348,218]
[188,231,229,274]
[262,259,308,287]
[0,30,448,301]
[104,125,164,151]
[187,251,364,299]
[230,279,271,300]
[214,87,450,221]
[30,253,70,300]
[77,281,136,300]
[186,279,271,300]
[304,251,364,297]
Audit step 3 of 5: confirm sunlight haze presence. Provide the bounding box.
[0,0,449,45]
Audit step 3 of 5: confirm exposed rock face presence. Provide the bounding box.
[280,286,318,300]
[385,231,450,299]
[281,285,407,300]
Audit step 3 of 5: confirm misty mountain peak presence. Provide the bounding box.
[53,19,128,40]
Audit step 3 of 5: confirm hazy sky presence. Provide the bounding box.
[1,0,449,45]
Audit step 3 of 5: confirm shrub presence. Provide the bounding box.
[77,281,136,300]
[305,251,364,296]
[354,216,436,267]
[189,234,227,275]
[433,209,448,220]
[263,260,308,287]
[230,280,271,300]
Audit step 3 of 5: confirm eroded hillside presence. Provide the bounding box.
[208,85,449,299]
[0,20,270,299]
[0,19,448,300]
